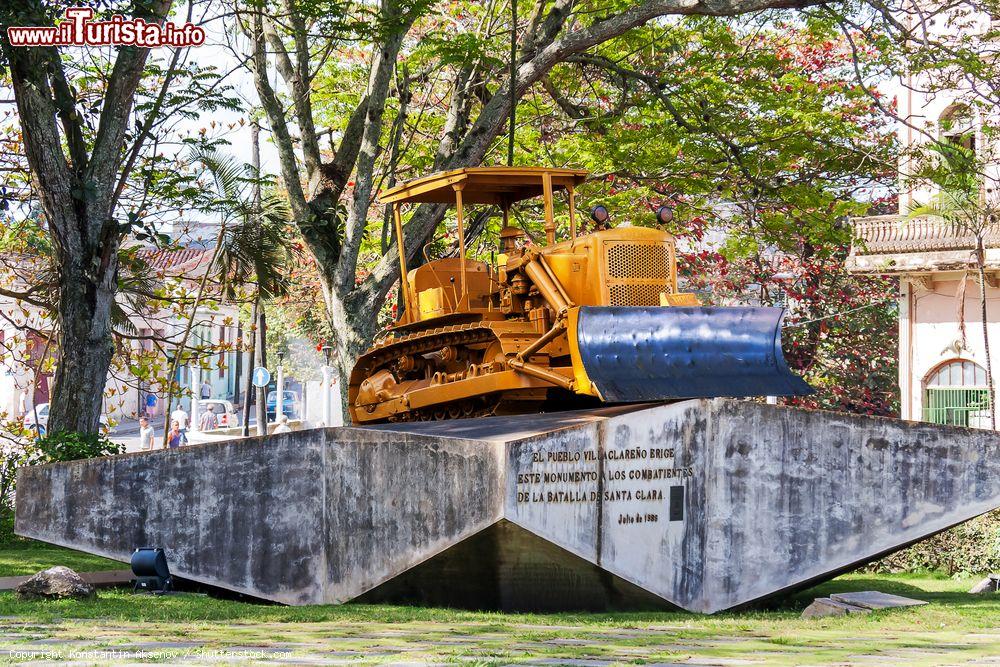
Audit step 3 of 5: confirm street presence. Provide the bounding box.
[110,417,268,453]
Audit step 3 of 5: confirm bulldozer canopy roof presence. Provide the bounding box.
[379,167,589,205]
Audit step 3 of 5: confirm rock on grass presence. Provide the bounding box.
[15,566,96,601]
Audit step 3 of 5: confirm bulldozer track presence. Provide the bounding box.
[354,322,499,379]
[352,322,523,423]
[385,395,511,422]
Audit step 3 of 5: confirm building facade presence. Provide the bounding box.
[849,7,999,428]
[0,248,243,425]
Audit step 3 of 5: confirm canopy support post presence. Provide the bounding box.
[568,184,577,240]
[393,203,413,323]
[453,183,468,308]
[542,171,555,244]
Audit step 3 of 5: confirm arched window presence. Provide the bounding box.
[923,359,990,428]
[926,359,987,387]
[939,104,975,154]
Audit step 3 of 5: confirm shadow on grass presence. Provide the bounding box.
[794,576,977,604]
[743,573,1000,622]
[0,574,993,627]
[0,540,994,627]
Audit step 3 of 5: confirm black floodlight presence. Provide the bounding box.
[131,547,173,594]
[656,206,673,225]
[590,205,610,225]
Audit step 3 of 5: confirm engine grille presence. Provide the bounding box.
[604,241,673,306]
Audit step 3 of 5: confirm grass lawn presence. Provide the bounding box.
[0,539,123,578]
[0,540,997,665]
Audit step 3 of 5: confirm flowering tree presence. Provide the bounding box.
[513,16,900,415]
[255,11,903,418]
[679,240,899,416]
[240,0,835,403]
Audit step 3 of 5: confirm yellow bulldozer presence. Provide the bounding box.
[349,166,810,424]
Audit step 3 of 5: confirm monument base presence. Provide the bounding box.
[357,519,670,612]
[15,400,1000,613]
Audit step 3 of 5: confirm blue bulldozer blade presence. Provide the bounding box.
[572,306,813,403]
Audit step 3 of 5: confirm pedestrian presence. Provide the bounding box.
[167,420,186,448]
[171,405,188,438]
[138,416,155,451]
[273,415,292,433]
[201,380,212,399]
[199,404,218,431]
[144,392,159,418]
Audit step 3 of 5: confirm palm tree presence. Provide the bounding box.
[907,141,998,429]
[159,147,296,445]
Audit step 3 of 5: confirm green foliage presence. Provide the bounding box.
[866,510,1000,577]
[188,146,299,301]
[34,431,124,463]
[522,15,893,243]
[0,509,13,544]
[0,210,49,254]
[907,141,989,235]
[420,33,504,70]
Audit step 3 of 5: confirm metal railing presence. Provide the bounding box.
[923,387,992,428]
[852,215,1000,255]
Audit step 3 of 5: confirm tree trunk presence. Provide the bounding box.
[2,3,171,435]
[234,319,243,409]
[976,238,996,429]
[47,251,118,434]
[323,277,384,422]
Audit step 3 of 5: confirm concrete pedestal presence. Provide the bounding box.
[15,399,1000,612]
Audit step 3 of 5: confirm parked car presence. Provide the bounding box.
[23,403,111,435]
[266,390,300,421]
[199,399,240,428]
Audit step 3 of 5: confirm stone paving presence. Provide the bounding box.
[0,616,999,666]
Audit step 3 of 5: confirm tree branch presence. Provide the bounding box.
[245,6,310,222]
[0,284,54,311]
[43,50,89,173]
[86,0,173,215]
[2,47,77,257]
[111,0,191,210]
[264,3,322,181]
[335,0,415,292]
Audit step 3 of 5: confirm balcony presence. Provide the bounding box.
[848,214,1000,274]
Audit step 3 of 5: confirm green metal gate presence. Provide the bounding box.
[923,387,991,427]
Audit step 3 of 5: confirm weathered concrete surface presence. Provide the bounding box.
[801,597,870,618]
[491,401,1000,612]
[16,399,1000,612]
[830,591,927,610]
[16,428,504,605]
[357,519,669,611]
